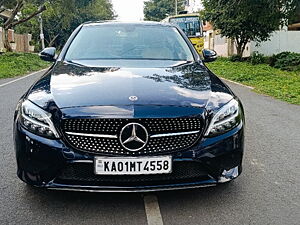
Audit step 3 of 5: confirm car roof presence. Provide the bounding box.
[82,20,175,28]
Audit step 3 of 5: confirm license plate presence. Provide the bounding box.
[94,156,172,175]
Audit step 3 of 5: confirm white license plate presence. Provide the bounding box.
[94,156,172,175]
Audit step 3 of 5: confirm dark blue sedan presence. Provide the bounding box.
[14,21,244,192]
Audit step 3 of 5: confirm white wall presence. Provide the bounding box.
[213,34,228,56]
[205,30,300,57]
[0,27,4,52]
[250,30,300,56]
[207,33,251,57]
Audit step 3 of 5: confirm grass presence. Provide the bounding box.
[207,58,300,105]
[0,52,50,79]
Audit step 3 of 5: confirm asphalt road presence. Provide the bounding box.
[0,70,299,225]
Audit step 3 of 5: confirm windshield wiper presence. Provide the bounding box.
[64,60,85,67]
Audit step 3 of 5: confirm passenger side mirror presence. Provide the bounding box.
[202,49,217,63]
[39,47,56,62]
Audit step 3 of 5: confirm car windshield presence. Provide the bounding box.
[169,16,202,37]
[65,24,194,62]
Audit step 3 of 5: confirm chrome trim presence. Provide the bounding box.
[70,160,93,164]
[66,130,200,140]
[150,130,200,138]
[65,132,117,139]
[119,123,148,152]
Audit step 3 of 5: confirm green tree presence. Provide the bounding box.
[0,0,46,51]
[289,0,300,23]
[144,0,184,21]
[15,0,114,50]
[202,0,297,57]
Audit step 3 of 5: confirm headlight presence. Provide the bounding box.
[205,99,242,137]
[20,100,59,138]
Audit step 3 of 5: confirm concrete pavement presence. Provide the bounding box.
[0,70,299,225]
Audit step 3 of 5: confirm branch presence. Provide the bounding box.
[0,0,5,8]
[9,5,46,28]
[49,34,59,46]
[3,0,24,29]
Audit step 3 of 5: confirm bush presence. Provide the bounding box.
[250,51,266,65]
[269,52,300,71]
[229,54,243,62]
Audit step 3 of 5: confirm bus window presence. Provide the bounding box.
[169,16,202,37]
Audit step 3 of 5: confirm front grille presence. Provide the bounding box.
[62,118,202,155]
[55,161,210,186]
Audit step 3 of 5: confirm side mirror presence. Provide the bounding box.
[202,49,217,62]
[39,47,56,62]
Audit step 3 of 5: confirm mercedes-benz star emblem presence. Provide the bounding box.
[120,123,148,151]
[129,96,138,102]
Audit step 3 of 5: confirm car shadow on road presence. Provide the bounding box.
[23,183,143,202]
[21,184,147,220]
[22,179,240,205]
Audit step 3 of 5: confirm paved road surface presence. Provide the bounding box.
[0,70,299,225]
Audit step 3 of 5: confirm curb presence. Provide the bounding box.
[221,78,254,89]
[0,68,48,88]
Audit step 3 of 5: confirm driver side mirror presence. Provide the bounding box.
[39,47,56,62]
[202,49,217,63]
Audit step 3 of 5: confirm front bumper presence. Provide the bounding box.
[14,121,244,192]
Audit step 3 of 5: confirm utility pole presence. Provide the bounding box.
[39,13,45,49]
[175,0,178,15]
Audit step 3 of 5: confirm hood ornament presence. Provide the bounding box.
[129,96,138,102]
[120,123,148,151]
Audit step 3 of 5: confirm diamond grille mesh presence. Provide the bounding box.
[62,118,202,155]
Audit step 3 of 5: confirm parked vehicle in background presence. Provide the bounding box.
[162,12,204,54]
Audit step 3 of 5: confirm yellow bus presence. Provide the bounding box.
[162,13,204,54]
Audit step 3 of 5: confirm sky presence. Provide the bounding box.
[111,0,147,21]
[111,0,203,21]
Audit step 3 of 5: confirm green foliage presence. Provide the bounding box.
[1,0,47,51]
[289,0,300,23]
[14,2,41,49]
[269,52,300,71]
[250,52,266,65]
[15,0,115,50]
[202,0,296,57]
[144,0,184,21]
[0,52,50,78]
[0,0,19,8]
[207,58,300,105]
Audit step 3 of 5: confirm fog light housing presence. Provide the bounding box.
[218,166,239,183]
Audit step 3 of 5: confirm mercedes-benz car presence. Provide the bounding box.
[14,21,244,192]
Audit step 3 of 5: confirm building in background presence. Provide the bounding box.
[204,26,300,57]
[184,0,203,13]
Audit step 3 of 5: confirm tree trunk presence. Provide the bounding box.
[2,1,46,52]
[235,41,247,58]
[236,43,243,58]
[3,28,12,52]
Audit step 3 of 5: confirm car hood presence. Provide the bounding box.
[27,61,233,112]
